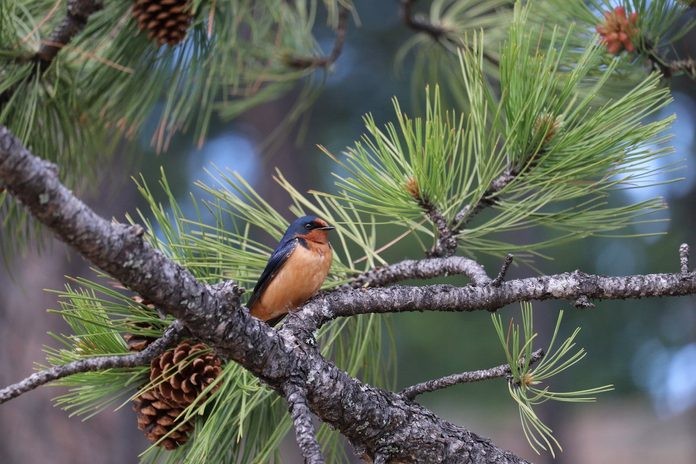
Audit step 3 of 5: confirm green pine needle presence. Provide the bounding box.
[492,302,614,457]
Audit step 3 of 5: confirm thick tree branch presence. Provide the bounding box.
[285,383,325,464]
[400,349,544,400]
[285,6,349,69]
[0,321,183,404]
[1,124,529,463]
[0,124,221,327]
[348,256,492,288]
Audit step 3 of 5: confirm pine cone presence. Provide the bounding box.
[150,341,222,408]
[123,323,158,352]
[123,296,160,352]
[132,0,193,47]
[133,389,194,449]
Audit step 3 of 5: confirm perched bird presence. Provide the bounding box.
[248,215,334,326]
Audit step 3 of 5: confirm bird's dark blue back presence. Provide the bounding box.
[247,215,320,309]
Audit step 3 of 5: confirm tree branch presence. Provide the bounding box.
[405,180,459,257]
[680,243,690,274]
[0,321,183,404]
[285,383,325,464]
[1,123,530,463]
[453,168,518,230]
[35,0,104,65]
[288,267,696,332]
[400,0,501,66]
[401,0,449,40]
[667,57,696,79]
[348,256,492,289]
[285,6,349,69]
[400,349,544,400]
[0,0,103,107]
[640,38,695,80]
[491,254,514,287]
[0,124,219,325]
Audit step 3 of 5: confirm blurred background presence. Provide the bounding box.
[0,1,695,462]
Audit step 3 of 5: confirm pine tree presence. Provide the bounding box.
[0,1,694,463]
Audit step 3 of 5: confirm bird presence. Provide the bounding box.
[247,215,334,326]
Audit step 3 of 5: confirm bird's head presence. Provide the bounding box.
[285,215,335,244]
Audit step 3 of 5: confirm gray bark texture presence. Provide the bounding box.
[1,124,695,462]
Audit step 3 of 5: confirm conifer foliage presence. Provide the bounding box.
[0,1,694,463]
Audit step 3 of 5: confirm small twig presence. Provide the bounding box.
[400,0,500,66]
[285,383,325,464]
[348,256,492,289]
[409,191,458,257]
[36,0,104,66]
[680,243,690,274]
[401,0,448,40]
[640,39,695,80]
[669,58,696,79]
[400,349,544,400]
[405,176,458,256]
[645,49,673,78]
[491,254,514,287]
[285,6,349,69]
[0,0,103,107]
[0,322,183,404]
[454,168,518,231]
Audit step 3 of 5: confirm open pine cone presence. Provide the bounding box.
[150,340,223,408]
[132,0,193,46]
[133,389,194,449]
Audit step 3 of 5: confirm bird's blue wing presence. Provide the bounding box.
[247,238,298,309]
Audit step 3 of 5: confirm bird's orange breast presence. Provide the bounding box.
[250,241,332,322]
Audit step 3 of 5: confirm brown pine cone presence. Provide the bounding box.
[133,389,194,449]
[123,295,161,351]
[132,0,193,47]
[150,340,222,408]
[123,322,159,352]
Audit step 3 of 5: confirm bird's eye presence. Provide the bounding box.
[304,223,313,230]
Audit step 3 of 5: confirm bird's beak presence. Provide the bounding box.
[319,226,335,231]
